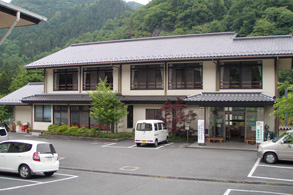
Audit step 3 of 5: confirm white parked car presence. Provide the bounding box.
[0,140,59,178]
[0,127,8,141]
[258,130,293,164]
[134,120,169,147]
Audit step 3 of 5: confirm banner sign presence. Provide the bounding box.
[256,121,264,143]
[198,120,205,145]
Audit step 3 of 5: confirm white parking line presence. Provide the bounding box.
[102,143,116,147]
[0,173,78,192]
[247,158,261,177]
[248,158,293,183]
[258,164,293,170]
[224,189,292,195]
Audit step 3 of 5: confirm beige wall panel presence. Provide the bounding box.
[14,106,31,126]
[262,59,276,96]
[33,122,52,131]
[203,61,217,91]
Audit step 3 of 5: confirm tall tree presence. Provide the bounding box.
[273,82,293,122]
[88,79,128,133]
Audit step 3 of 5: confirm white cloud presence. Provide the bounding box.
[2,0,11,3]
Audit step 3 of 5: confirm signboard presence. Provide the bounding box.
[256,121,264,143]
[198,120,205,145]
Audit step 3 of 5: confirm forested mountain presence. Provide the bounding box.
[0,0,292,96]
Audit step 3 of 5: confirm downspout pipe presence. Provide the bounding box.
[0,11,20,45]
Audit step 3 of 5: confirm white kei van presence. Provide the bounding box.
[134,120,168,147]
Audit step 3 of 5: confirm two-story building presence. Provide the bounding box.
[1,32,292,142]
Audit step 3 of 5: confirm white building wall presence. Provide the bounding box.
[14,106,31,129]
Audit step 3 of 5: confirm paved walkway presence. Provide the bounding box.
[187,140,258,151]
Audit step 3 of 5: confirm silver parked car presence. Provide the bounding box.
[258,130,293,164]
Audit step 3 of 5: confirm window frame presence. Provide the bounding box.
[131,65,164,90]
[53,105,68,126]
[168,62,203,90]
[53,69,78,91]
[34,105,51,122]
[220,61,263,89]
[146,109,162,120]
[83,67,113,91]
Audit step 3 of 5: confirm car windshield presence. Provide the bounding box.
[37,143,56,154]
[136,123,152,131]
[273,132,288,142]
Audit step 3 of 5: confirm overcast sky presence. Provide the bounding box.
[3,0,151,5]
[124,0,151,4]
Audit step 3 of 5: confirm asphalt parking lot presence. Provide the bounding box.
[0,133,292,195]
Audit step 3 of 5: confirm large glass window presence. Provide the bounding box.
[131,65,164,89]
[34,105,51,122]
[83,67,113,90]
[220,61,262,89]
[168,63,203,89]
[53,106,68,125]
[54,69,78,91]
[70,106,90,128]
[70,106,101,128]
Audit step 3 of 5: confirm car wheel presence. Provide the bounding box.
[19,165,32,179]
[44,172,55,177]
[165,137,169,144]
[154,139,158,147]
[136,143,141,147]
[264,152,277,164]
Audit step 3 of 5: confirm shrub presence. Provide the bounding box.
[46,125,134,138]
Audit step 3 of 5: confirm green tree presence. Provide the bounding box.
[88,79,128,133]
[9,69,44,92]
[273,82,293,121]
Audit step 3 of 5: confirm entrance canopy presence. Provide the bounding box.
[185,92,275,107]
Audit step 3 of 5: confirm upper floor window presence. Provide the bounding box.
[131,65,164,90]
[54,69,78,91]
[168,63,203,89]
[220,61,262,89]
[83,67,113,90]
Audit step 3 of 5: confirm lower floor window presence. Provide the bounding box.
[34,105,51,122]
[146,109,162,120]
[53,106,68,125]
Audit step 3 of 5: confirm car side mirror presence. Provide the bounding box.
[282,139,288,144]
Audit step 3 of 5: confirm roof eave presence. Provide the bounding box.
[24,54,293,70]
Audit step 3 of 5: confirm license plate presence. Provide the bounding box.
[142,140,146,143]
[46,157,53,162]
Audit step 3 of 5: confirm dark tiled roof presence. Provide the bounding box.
[185,92,275,106]
[22,93,127,103]
[24,32,293,69]
[124,96,186,104]
[21,91,274,107]
[21,94,184,104]
[0,82,44,105]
